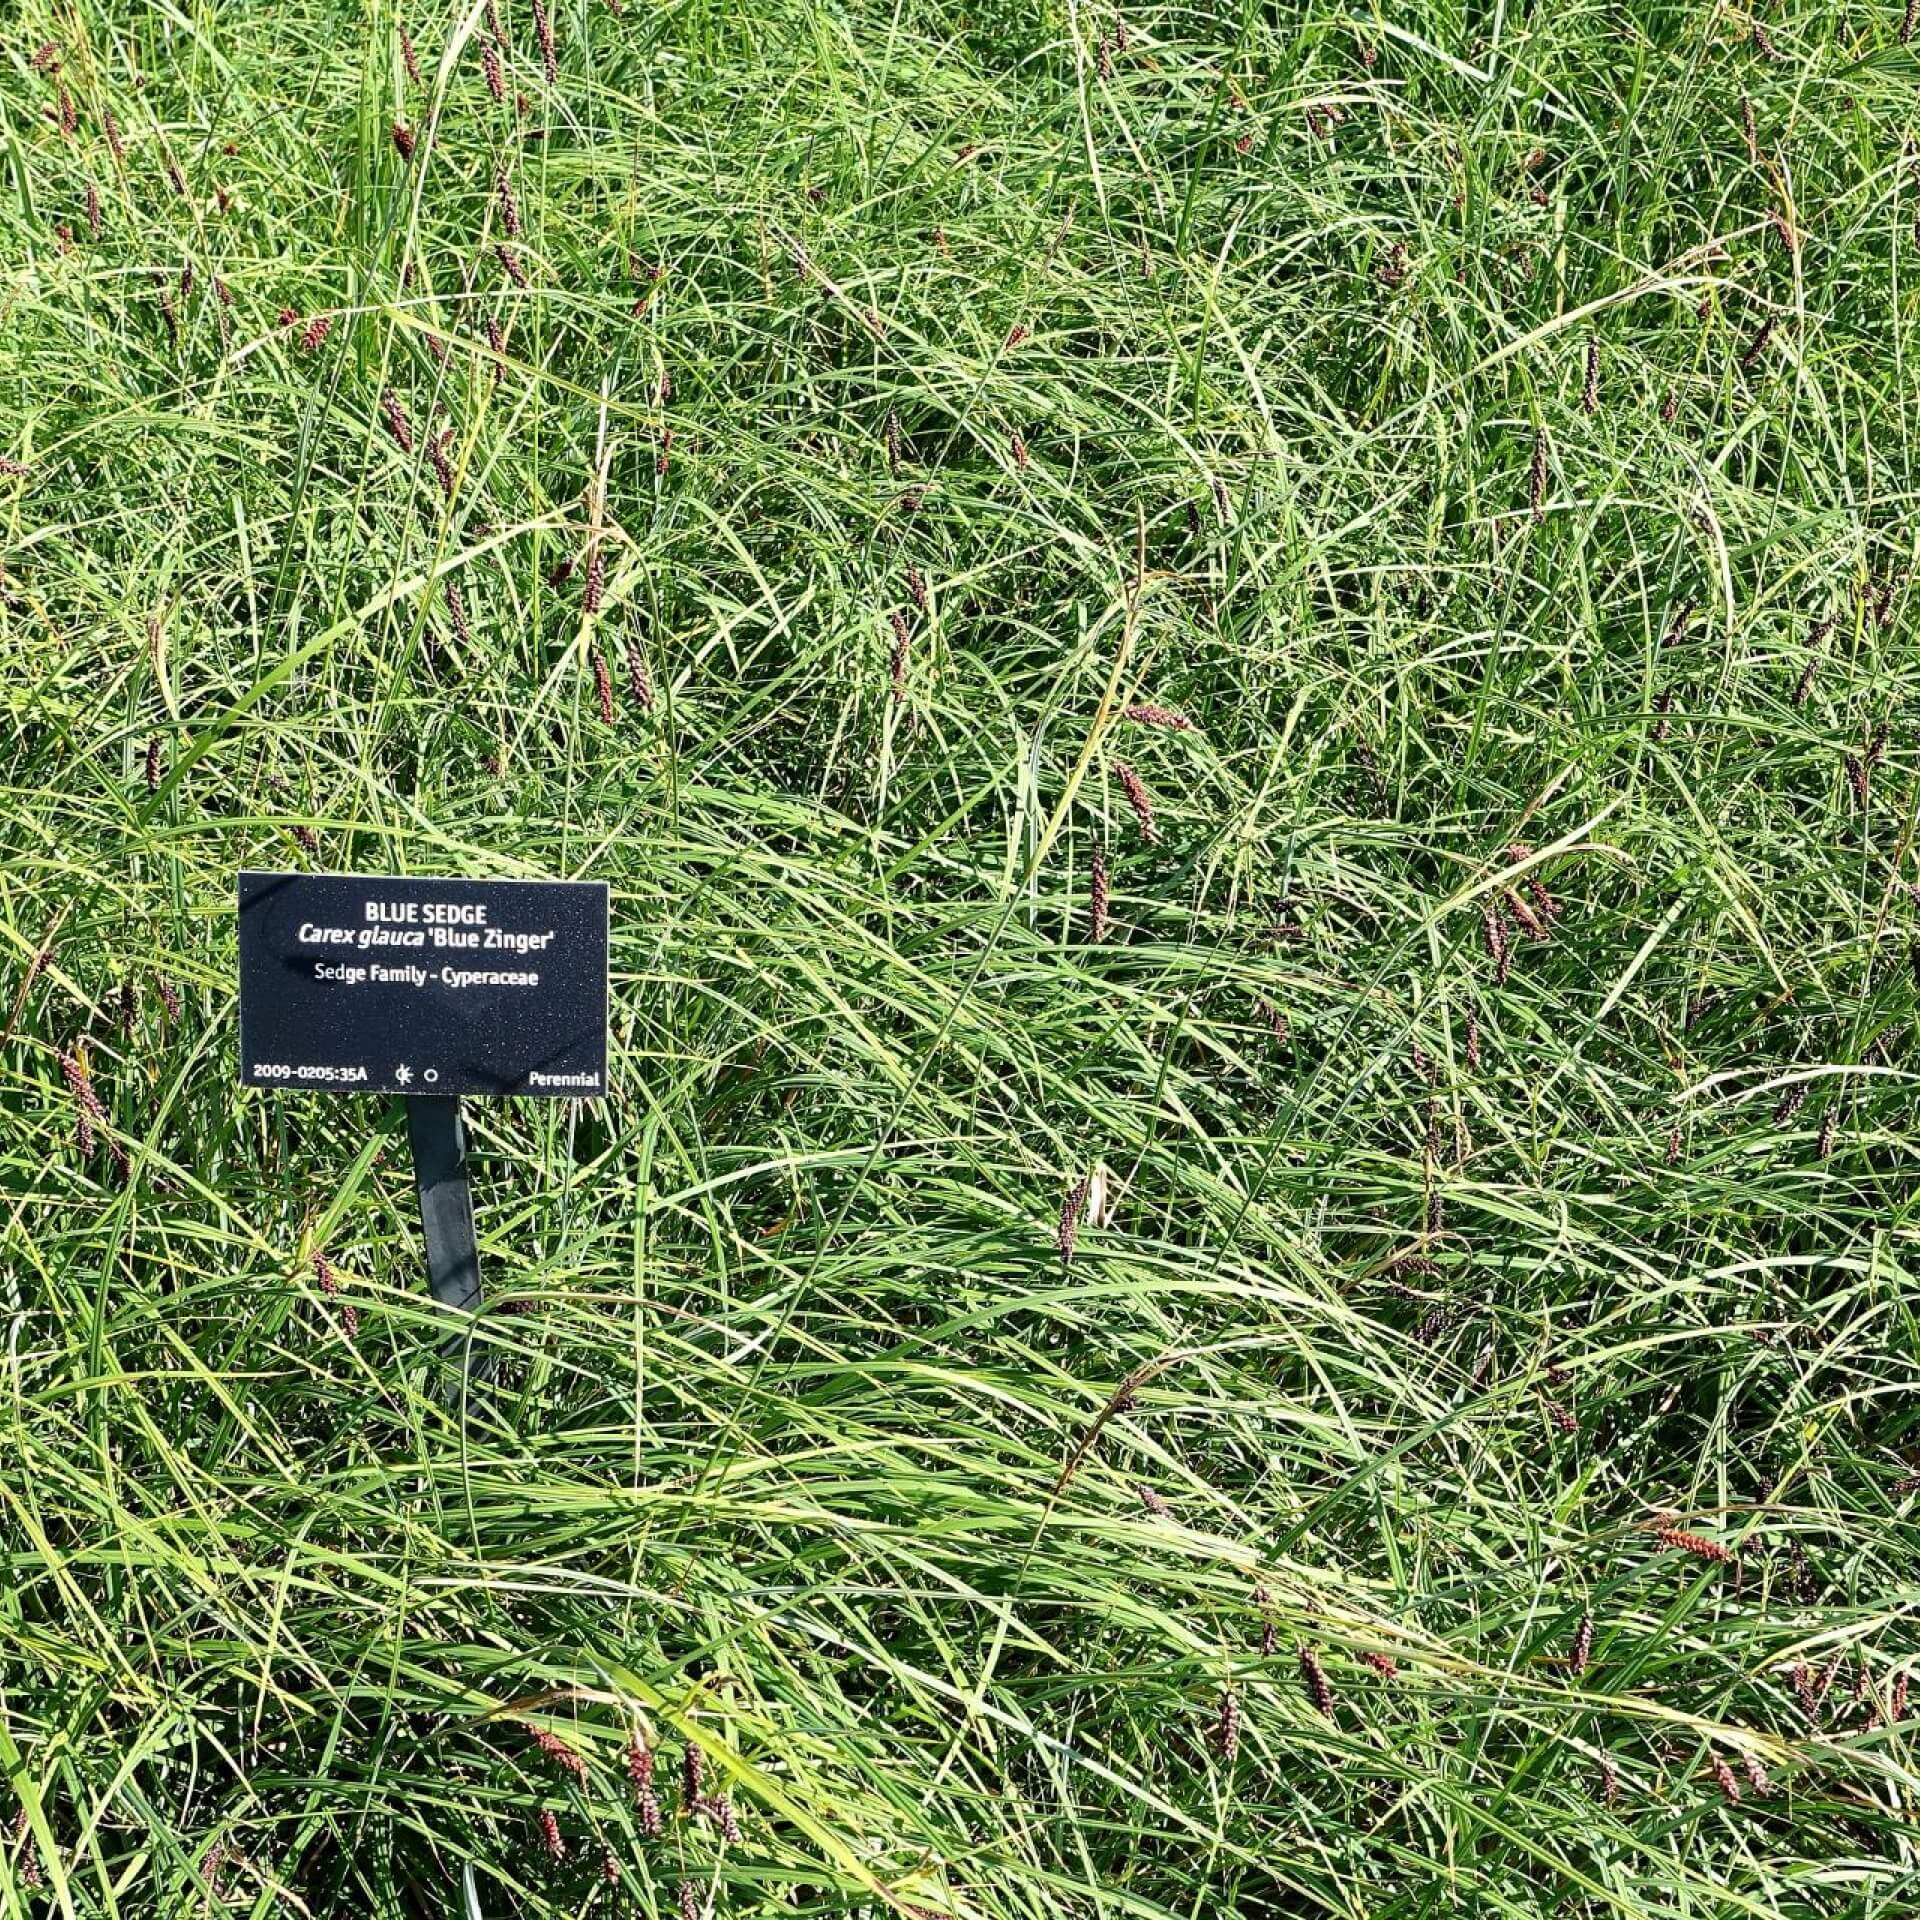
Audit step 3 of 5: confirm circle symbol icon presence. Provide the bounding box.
[423,1068,439,1084]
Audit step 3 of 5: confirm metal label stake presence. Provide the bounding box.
[405,1096,485,1371]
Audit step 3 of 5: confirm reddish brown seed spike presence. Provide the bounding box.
[1089,847,1110,943]
[1529,429,1547,523]
[1904,0,1920,45]
[537,1808,565,1858]
[61,1047,107,1157]
[530,1727,587,1777]
[1009,429,1028,469]
[1136,1482,1169,1516]
[1481,898,1510,981]
[1359,1650,1398,1678]
[497,169,522,236]
[706,1790,742,1842]
[905,561,928,612]
[1211,1688,1240,1761]
[1846,754,1870,809]
[532,0,558,83]
[625,632,653,709]
[1710,1754,1740,1803]
[1299,1646,1336,1717]
[483,40,505,99]
[1653,1524,1733,1565]
[497,244,528,287]
[426,430,455,499]
[1056,1175,1088,1263]
[392,122,416,160]
[86,181,101,240]
[1122,701,1193,731]
[145,736,163,792]
[584,543,606,615]
[401,26,422,85]
[1741,318,1775,373]
[1570,1612,1594,1674]
[888,609,909,700]
[301,315,332,351]
[380,388,413,453]
[629,1737,663,1836]
[592,651,614,725]
[1114,762,1158,843]
[1597,1757,1619,1807]
[1581,337,1599,414]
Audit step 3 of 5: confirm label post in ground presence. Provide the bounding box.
[237,872,608,1097]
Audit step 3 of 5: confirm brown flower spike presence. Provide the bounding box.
[1114,762,1158,843]
[1299,1646,1336,1718]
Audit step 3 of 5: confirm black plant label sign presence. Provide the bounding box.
[237,872,608,1097]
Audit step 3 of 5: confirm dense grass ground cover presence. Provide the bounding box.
[3,0,1920,1913]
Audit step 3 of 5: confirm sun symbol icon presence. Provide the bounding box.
[394,1063,414,1086]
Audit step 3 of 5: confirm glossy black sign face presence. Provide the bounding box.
[237,872,608,1098]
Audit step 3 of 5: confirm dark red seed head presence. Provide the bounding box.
[1653,1523,1732,1565]
[532,0,559,83]
[625,633,653,709]
[1570,1611,1594,1673]
[1113,762,1157,842]
[592,651,614,725]
[888,609,909,700]
[1056,1175,1089,1263]
[1211,1688,1240,1761]
[1299,1645,1336,1717]
[400,26,423,85]
[530,1727,586,1777]
[380,388,414,453]
[392,122,416,160]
